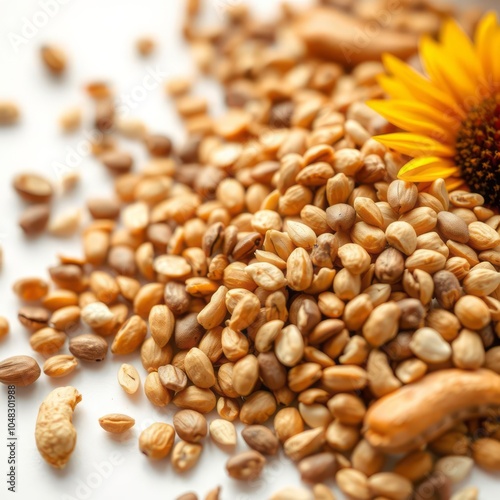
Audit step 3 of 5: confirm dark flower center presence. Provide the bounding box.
[455,95,500,208]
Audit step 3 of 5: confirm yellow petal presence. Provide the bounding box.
[377,75,415,100]
[445,177,466,191]
[420,36,478,109]
[382,54,465,119]
[371,100,459,131]
[367,100,456,144]
[441,19,482,84]
[493,28,500,87]
[373,133,455,158]
[398,156,459,182]
[475,12,498,82]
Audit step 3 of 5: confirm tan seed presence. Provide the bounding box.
[69,334,108,362]
[0,355,41,386]
[393,450,433,482]
[226,450,266,481]
[30,327,66,356]
[471,438,500,471]
[274,407,304,444]
[210,419,237,448]
[173,386,216,413]
[0,317,10,340]
[149,304,175,347]
[454,295,491,330]
[111,315,147,355]
[434,455,473,483]
[299,452,338,484]
[336,468,370,500]
[48,209,81,237]
[271,488,314,500]
[19,204,50,235]
[81,302,114,329]
[284,427,325,462]
[409,327,451,364]
[41,45,66,74]
[18,306,49,331]
[241,425,279,455]
[99,414,135,434]
[13,173,53,203]
[144,372,172,407]
[171,440,202,472]
[367,472,413,500]
[451,487,479,500]
[321,365,367,393]
[139,422,175,460]
[13,277,49,301]
[0,101,20,124]
[117,363,140,394]
[158,364,188,392]
[451,329,485,370]
[173,410,208,443]
[184,348,215,388]
[43,355,77,378]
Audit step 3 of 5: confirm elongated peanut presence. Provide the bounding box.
[364,369,500,452]
[35,387,82,468]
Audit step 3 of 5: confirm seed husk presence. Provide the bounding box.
[18,306,50,331]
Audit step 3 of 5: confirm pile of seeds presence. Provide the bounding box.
[1,1,499,499]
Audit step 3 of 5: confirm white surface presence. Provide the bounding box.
[0,1,499,499]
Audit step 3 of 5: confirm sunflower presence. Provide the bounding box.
[367,12,500,206]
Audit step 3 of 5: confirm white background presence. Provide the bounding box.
[0,1,499,499]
